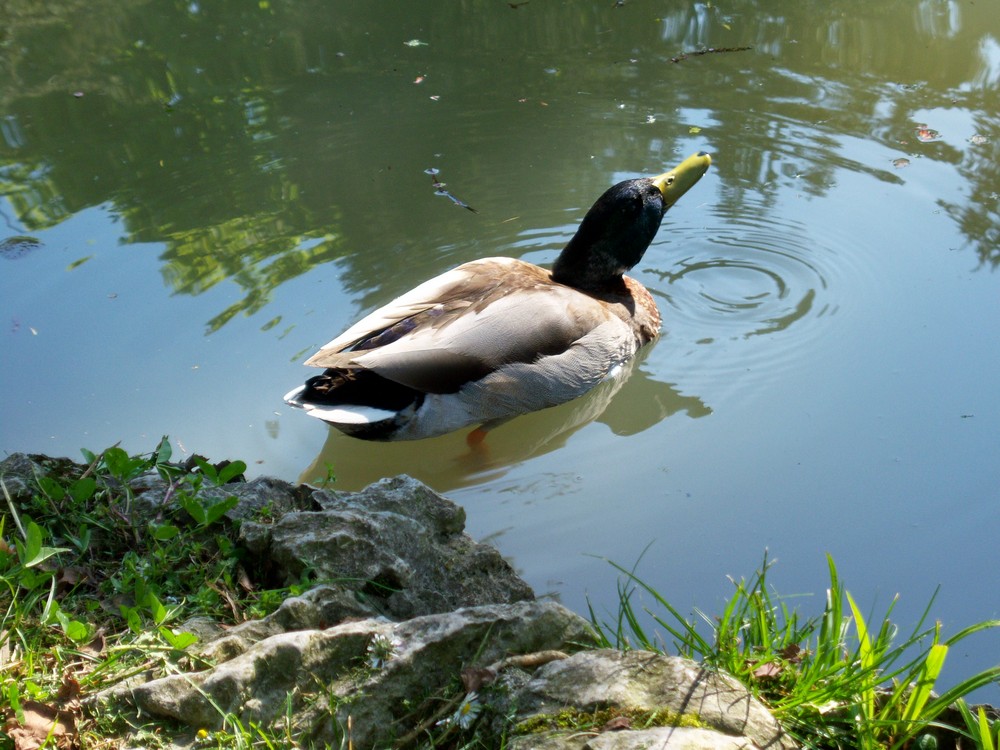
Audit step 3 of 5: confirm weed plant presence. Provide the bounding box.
[589,551,1000,749]
[0,438,307,748]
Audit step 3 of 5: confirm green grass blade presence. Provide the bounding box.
[846,591,876,722]
[980,706,997,750]
[900,643,947,725]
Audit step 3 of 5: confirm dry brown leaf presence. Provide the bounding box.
[56,674,82,706]
[602,716,632,732]
[56,567,88,589]
[80,631,106,657]
[779,643,804,663]
[5,700,77,750]
[236,565,254,592]
[461,666,496,693]
[752,661,783,679]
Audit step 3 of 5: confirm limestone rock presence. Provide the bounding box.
[515,726,772,750]
[508,649,798,750]
[196,584,379,663]
[240,475,533,619]
[127,600,593,747]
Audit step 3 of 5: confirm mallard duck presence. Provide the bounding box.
[284,151,711,441]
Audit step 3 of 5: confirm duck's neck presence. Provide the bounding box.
[551,246,623,292]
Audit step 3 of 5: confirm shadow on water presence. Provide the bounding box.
[297,347,710,492]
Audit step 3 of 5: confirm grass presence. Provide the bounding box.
[0,440,504,750]
[589,550,1000,749]
[0,438,311,749]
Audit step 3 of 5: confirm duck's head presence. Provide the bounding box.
[551,151,711,292]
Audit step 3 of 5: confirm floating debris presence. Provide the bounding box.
[969,134,989,145]
[425,168,477,213]
[893,157,910,168]
[670,45,752,63]
[404,39,428,47]
[915,125,940,142]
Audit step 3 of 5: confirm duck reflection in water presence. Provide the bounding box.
[298,347,710,493]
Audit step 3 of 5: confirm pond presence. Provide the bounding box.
[2,0,998,698]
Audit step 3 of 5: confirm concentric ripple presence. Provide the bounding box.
[656,220,831,341]
[641,202,869,394]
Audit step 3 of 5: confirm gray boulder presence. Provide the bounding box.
[126,600,593,748]
[508,649,798,750]
[240,475,533,620]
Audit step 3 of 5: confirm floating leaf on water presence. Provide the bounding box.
[424,168,439,175]
[66,255,93,271]
[893,157,910,168]
[645,115,656,124]
[429,95,440,101]
[404,39,428,47]
[413,75,425,84]
[689,125,702,134]
[915,127,940,142]
[969,134,989,145]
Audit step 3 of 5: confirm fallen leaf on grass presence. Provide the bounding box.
[752,661,783,679]
[4,700,77,750]
[602,716,632,731]
[461,666,496,693]
[779,643,804,663]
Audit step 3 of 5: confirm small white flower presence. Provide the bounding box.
[451,692,481,729]
[366,633,400,669]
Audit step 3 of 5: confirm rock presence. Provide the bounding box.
[125,613,799,750]
[507,649,798,750]
[196,584,379,663]
[0,452,80,497]
[239,475,533,619]
[125,600,593,747]
[7,451,801,750]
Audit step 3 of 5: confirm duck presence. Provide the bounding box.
[284,151,711,442]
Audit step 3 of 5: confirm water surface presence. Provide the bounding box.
[2,0,998,696]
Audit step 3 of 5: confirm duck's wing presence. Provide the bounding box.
[305,260,499,357]
[304,258,621,394]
